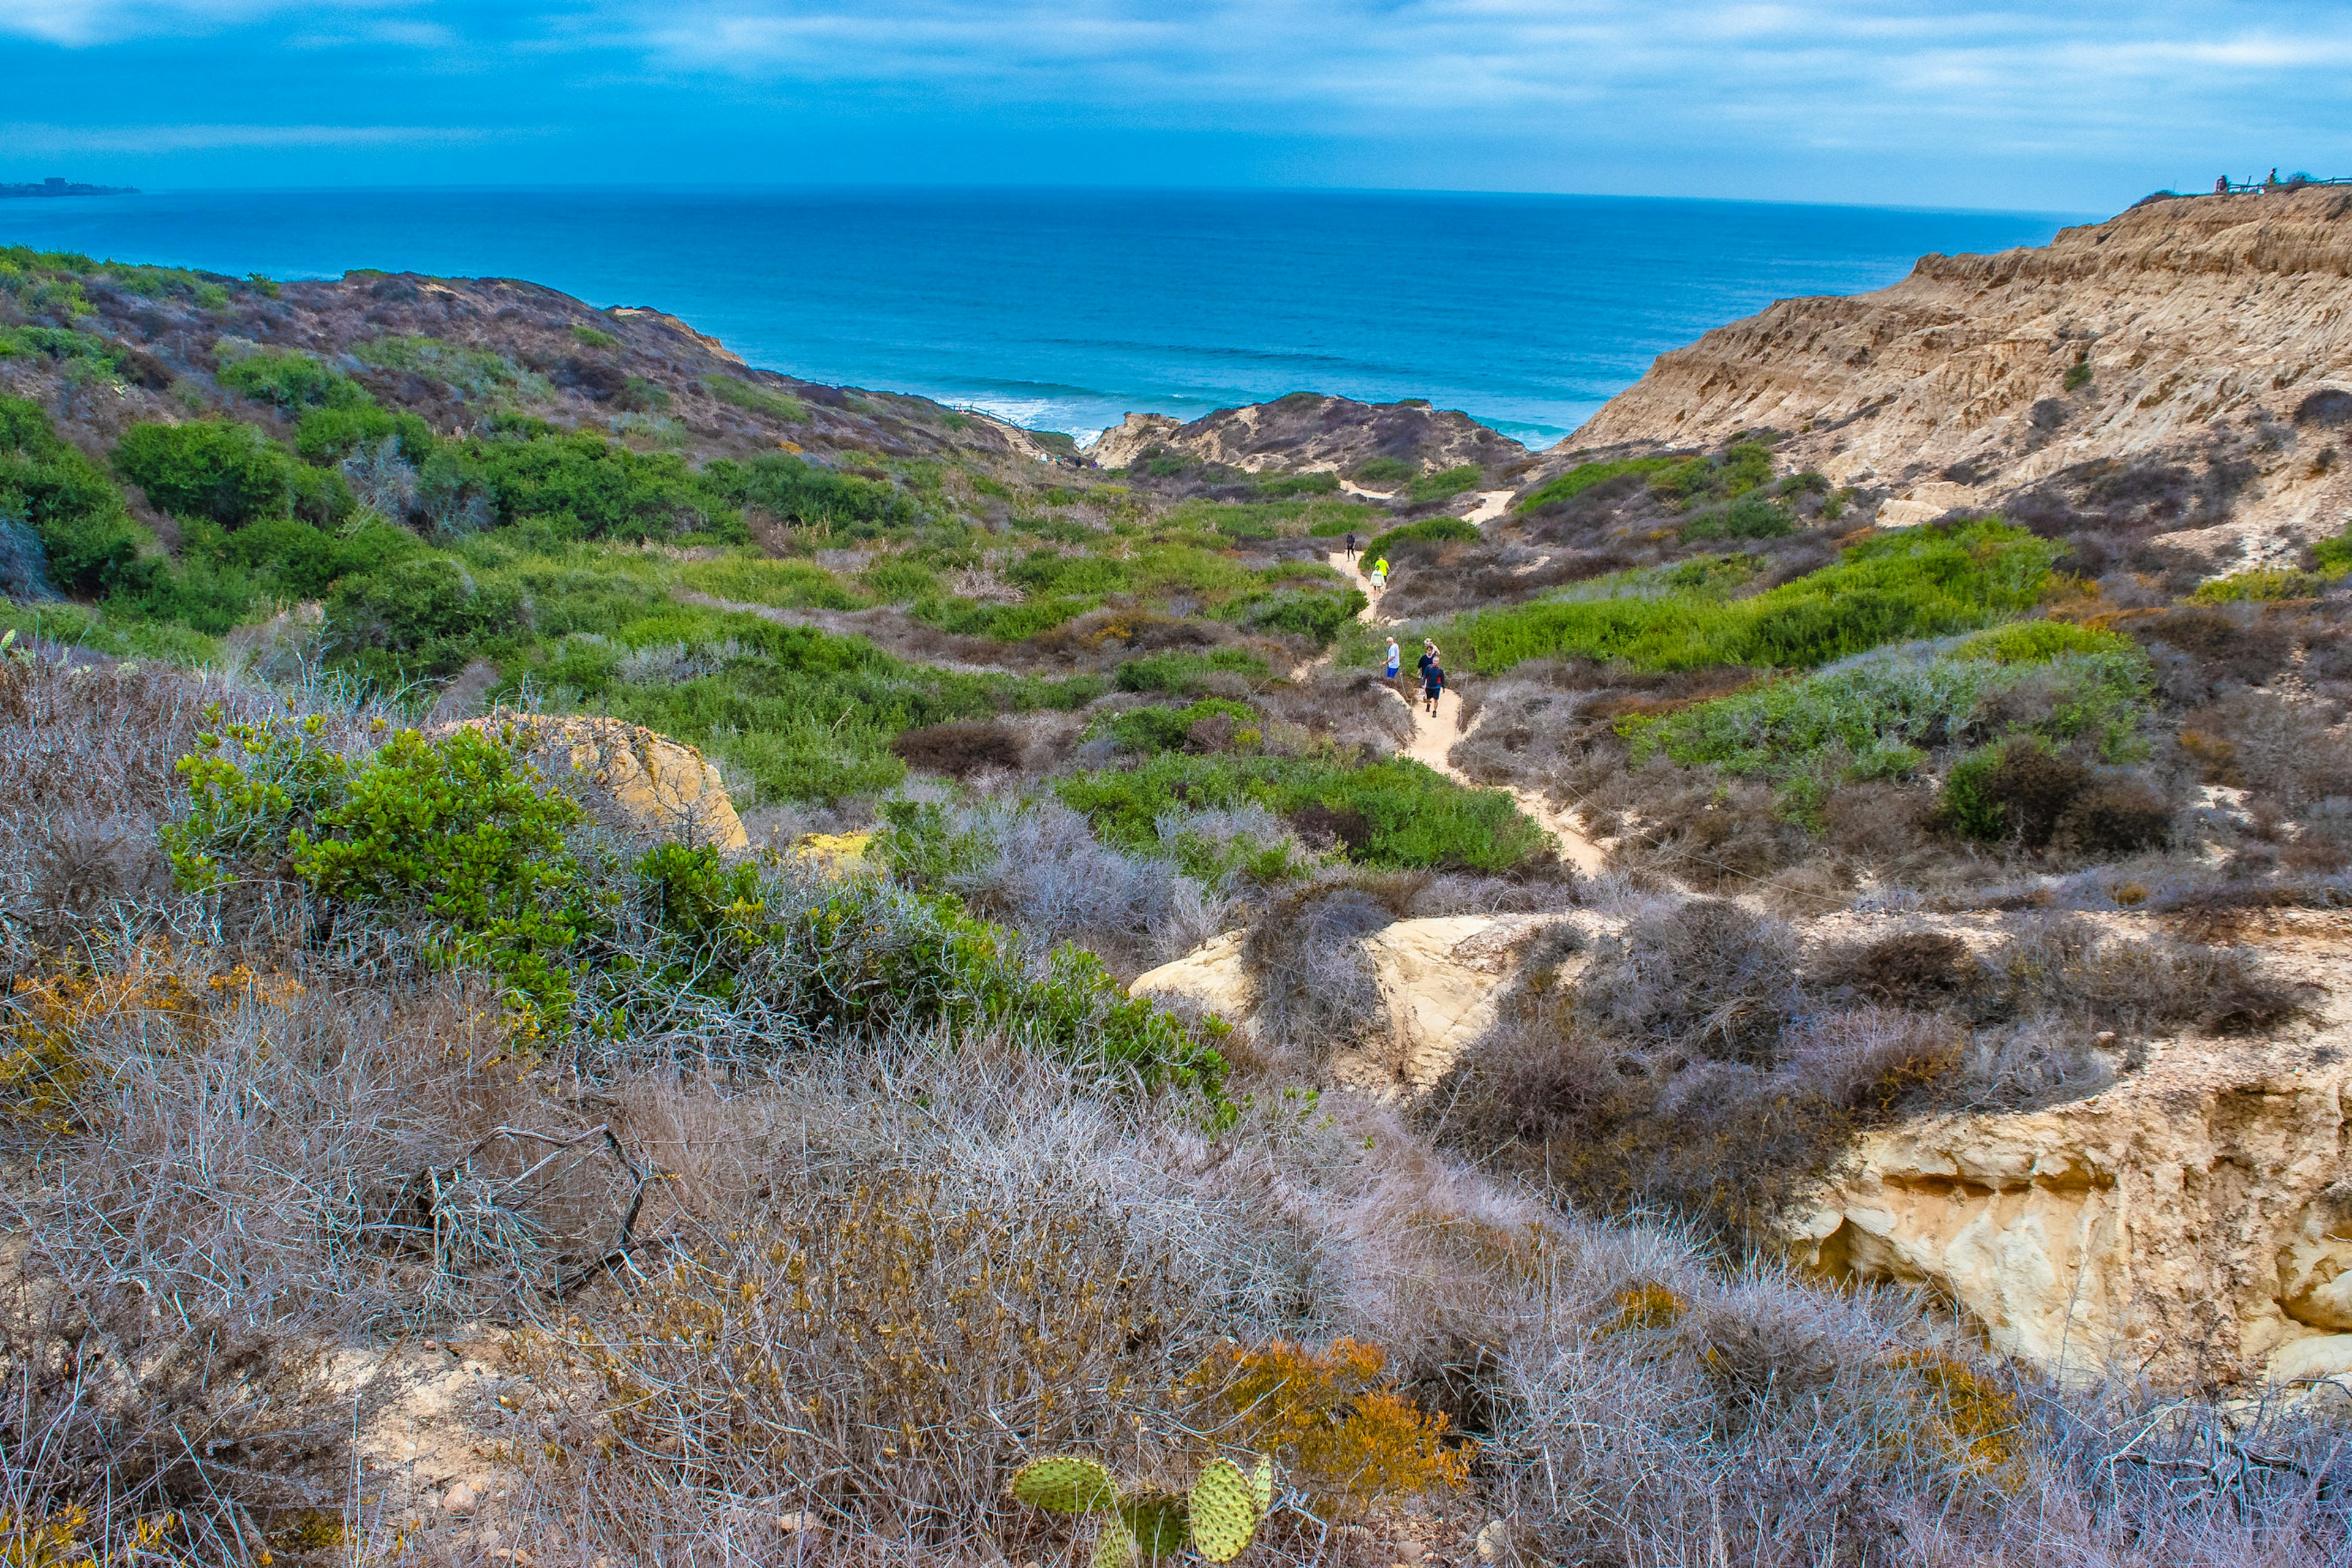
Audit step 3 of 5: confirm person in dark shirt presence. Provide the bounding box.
[1422,660,1445,717]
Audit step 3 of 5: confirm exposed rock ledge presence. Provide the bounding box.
[1134,907,2352,1390]
[1088,393,1527,476]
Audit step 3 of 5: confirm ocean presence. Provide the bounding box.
[0,186,2079,449]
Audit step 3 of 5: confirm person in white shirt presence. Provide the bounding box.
[1385,638,1401,680]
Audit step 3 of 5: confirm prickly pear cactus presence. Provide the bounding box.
[1091,1520,1137,1568]
[1120,1494,1191,1561]
[1012,1455,1119,1514]
[1187,1458,1261,1563]
[1249,1453,1274,1517]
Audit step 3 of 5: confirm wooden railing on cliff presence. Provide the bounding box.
[2214,174,2352,195]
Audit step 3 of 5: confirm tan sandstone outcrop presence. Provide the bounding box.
[1130,913,1580,1095]
[1089,394,1526,477]
[439,712,748,850]
[1566,186,2352,556]
[1141,904,2351,1390]
[1793,910,2352,1390]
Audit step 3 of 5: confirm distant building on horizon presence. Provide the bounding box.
[0,177,141,199]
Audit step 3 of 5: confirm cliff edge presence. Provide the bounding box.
[1571,187,2352,565]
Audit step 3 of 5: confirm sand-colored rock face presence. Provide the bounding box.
[440,712,748,850]
[1570,187,2352,554]
[1089,394,1526,476]
[1141,904,2352,1390]
[1792,910,2352,1389]
[1129,913,1575,1095]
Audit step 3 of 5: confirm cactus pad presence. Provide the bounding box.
[1120,1494,1191,1561]
[1091,1521,1136,1568]
[1250,1453,1275,1516]
[1188,1459,1260,1563]
[1012,1455,1118,1514]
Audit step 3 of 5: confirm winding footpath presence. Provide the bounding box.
[1322,548,1607,875]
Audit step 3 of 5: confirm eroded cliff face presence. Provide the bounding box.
[1569,187,2352,559]
[1089,393,1526,476]
[1137,907,2352,1390]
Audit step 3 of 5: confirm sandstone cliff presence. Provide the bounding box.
[1568,187,2352,563]
[1090,393,1527,476]
[1137,905,2351,1392]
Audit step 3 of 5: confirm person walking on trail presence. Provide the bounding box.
[1345,531,1359,562]
[1422,658,1446,717]
[1370,555,1389,593]
[1417,639,1438,684]
[1385,637,1401,680]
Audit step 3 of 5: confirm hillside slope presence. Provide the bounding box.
[1570,187,2352,566]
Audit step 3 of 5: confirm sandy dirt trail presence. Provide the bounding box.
[1389,687,1608,875]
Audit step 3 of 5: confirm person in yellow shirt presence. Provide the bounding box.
[1369,556,1389,592]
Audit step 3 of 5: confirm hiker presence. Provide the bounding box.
[1370,555,1389,593]
[1417,639,1438,684]
[1422,658,1445,717]
[1345,531,1359,561]
[1385,637,1401,680]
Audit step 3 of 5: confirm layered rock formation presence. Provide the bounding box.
[1568,187,2352,560]
[1090,393,1526,477]
[1138,907,2351,1390]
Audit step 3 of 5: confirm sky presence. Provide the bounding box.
[4,1,2350,212]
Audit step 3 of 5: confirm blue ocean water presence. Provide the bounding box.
[0,187,2080,448]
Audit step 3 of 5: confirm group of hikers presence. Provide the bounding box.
[1342,531,1439,714]
[1386,634,1444,715]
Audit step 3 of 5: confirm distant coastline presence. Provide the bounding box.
[1,178,138,200]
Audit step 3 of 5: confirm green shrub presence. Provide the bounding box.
[1937,736,2092,847]
[1095,699,1258,755]
[1354,456,1414,486]
[704,375,809,424]
[164,720,1227,1093]
[2190,567,2323,604]
[352,335,537,401]
[571,323,620,350]
[0,394,148,594]
[0,325,120,365]
[1254,470,1341,499]
[463,431,741,540]
[219,514,423,600]
[1443,518,2059,674]
[1244,590,1366,646]
[1114,649,1270,695]
[2063,361,2094,392]
[1517,456,1678,512]
[1680,491,1795,542]
[1363,516,1479,562]
[1629,631,2150,782]
[113,420,300,528]
[1404,465,1481,504]
[701,451,910,535]
[1057,753,1548,872]
[2312,528,2351,579]
[216,344,369,412]
[677,556,867,611]
[1936,744,2009,841]
[326,554,526,674]
[295,404,435,463]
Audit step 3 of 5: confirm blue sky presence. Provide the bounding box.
[5,1,2349,211]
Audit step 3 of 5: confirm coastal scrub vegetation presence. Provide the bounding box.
[6,246,2352,1567]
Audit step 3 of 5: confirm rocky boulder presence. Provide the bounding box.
[440,712,748,851]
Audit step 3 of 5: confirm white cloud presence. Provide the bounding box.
[0,119,483,151]
[2,0,422,47]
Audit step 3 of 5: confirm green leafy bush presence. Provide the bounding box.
[571,323,620,350]
[1254,470,1341,499]
[218,514,423,600]
[1244,589,1366,646]
[164,718,1227,1093]
[1363,516,1479,562]
[1939,736,2092,846]
[1517,456,1679,512]
[1114,648,1270,695]
[703,375,809,424]
[1628,625,2150,781]
[701,451,910,535]
[326,554,526,675]
[1404,465,1481,504]
[1442,518,2060,674]
[1057,753,1548,872]
[215,344,369,412]
[1354,456,1414,486]
[352,334,538,400]
[2190,568,2324,604]
[1095,698,1258,754]
[1679,491,1795,542]
[295,404,435,463]
[462,431,741,540]
[0,394,148,594]
[113,420,302,528]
